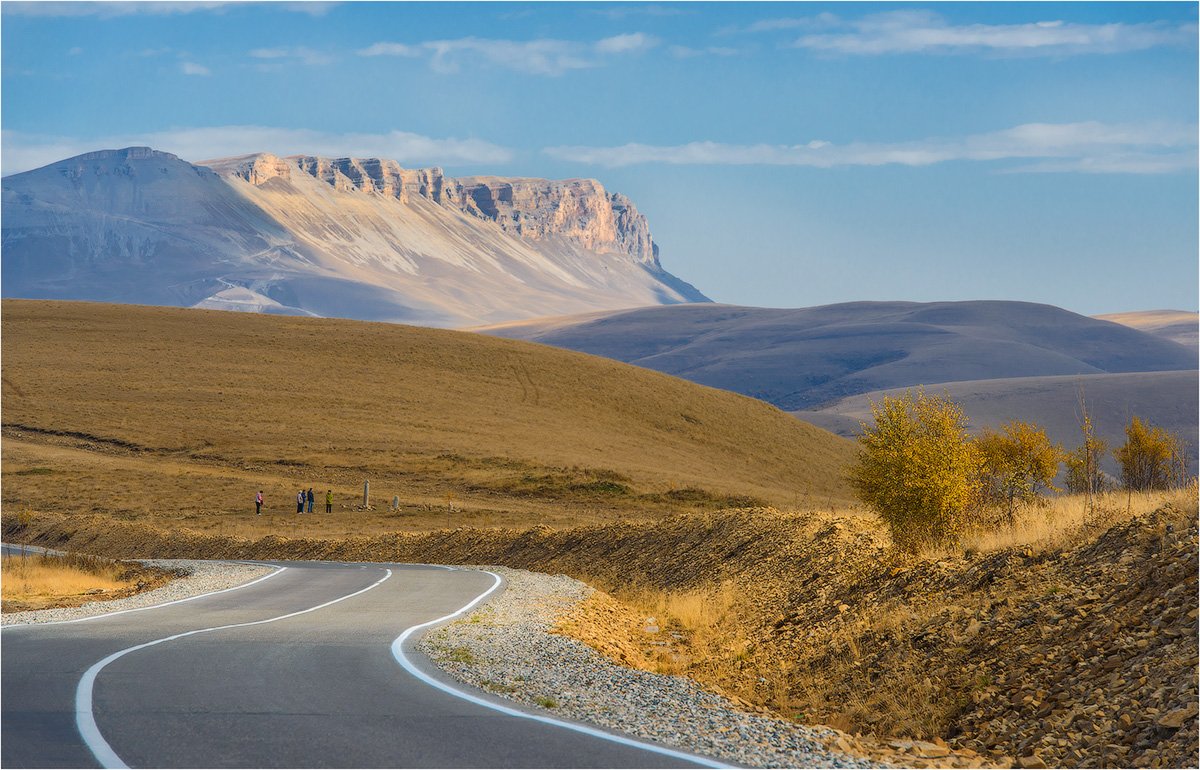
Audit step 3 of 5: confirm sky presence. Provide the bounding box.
[2,1,1197,315]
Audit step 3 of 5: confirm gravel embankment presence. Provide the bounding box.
[1,556,276,626]
[419,566,879,769]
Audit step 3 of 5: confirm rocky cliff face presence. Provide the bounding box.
[3,147,707,327]
[218,153,661,265]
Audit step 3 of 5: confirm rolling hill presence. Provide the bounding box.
[476,301,1197,410]
[1,147,706,327]
[1,300,854,536]
[1095,310,1198,350]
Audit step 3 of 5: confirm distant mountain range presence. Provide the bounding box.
[1,147,707,327]
[476,301,1196,410]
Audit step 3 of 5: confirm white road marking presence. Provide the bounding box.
[0,566,287,630]
[76,568,394,769]
[390,570,731,769]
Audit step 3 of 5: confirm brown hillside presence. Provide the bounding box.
[1,300,853,530]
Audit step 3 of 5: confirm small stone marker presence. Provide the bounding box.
[363,479,370,508]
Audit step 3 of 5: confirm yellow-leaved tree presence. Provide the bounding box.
[848,389,983,551]
[1115,416,1188,491]
[977,421,1063,524]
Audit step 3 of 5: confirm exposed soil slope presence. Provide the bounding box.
[2,301,854,527]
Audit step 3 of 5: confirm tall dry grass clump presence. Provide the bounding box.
[2,551,130,608]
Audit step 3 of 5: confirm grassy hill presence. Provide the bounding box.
[1,300,854,536]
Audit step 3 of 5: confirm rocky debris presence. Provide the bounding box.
[419,567,878,769]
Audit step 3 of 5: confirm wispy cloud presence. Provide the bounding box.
[544,121,1198,174]
[790,10,1196,56]
[719,13,840,35]
[594,32,658,55]
[357,42,421,58]
[3,1,337,17]
[181,62,210,76]
[590,5,687,21]
[249,46,334,66]
[2,126,514,176]
[668,45,739,59]
[357,33,658,76]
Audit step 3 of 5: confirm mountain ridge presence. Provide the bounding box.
[1,146,707,326]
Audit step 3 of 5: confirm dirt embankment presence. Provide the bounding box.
[5,503,1196,768]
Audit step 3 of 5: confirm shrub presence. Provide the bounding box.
[848,389,982,551]
[1115,417,1188,491]
[976,421,1062,523]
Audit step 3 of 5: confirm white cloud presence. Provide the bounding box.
[721,13,841,35]
[792,10,1196,56]
[590,5,686,20]
[594,32,658,55]
[3,1,337,17]
[543,121,1198,175]
[356,33,656,76]
[668,45,738,59]
[249,46,334,66]
[358,42,421,58]
[67,46,84,55]
[1,126,514,176]
[181,61,211,76]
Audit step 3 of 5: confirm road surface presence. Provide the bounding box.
[1,557,722,768]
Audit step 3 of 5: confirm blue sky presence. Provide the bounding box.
[3,1,1197,315]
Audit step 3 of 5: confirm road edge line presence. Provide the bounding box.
[389,569,731,769]
[76,567,393,769]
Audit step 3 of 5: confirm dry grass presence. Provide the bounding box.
[0,550,165,611]
[563,489,1199,745]
[938,485,1199,557]
[2,300,855,533]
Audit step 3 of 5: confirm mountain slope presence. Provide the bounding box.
[1,148,707,326]
[476,301,1197,410]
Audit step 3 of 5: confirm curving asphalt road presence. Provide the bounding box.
[1,557,723,769]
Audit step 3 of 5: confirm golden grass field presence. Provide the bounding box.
[2,300,856,535]
[1,549,171,611]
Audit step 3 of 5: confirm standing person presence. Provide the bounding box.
[325,489,333,514]
[297,490,304,514]
[307,487,315,514]
[255,490,263,516]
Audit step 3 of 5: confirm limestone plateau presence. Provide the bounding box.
[1,147,708,326]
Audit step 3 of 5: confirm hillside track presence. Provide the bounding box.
[1,560,715,769]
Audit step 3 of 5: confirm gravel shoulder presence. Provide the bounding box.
[418,566,879,769]
[0,555,276,626]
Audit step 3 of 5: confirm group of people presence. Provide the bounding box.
[254,488,333,515]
